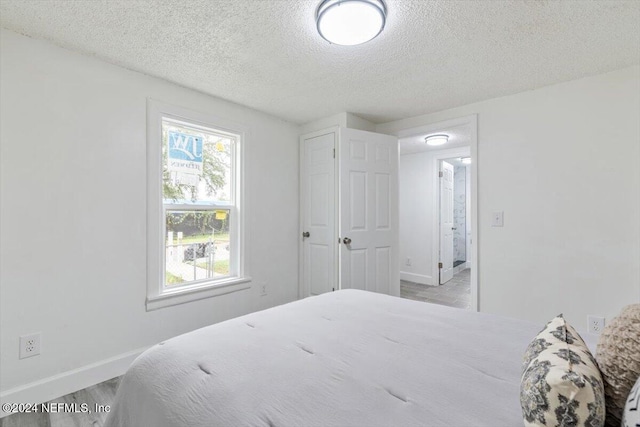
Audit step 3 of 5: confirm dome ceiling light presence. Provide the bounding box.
[425,134,449,146]
[316,0,387,46]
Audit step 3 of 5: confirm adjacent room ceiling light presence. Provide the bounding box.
[460,157,471,164]
[425,134,449,146]
[316,0,387,46]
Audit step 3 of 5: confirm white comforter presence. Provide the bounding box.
[105,290,540,426]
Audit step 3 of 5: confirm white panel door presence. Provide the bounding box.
[439,161,454,284]
[302,132,336,296]
[339,128,399,295]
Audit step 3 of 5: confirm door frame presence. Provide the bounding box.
[390,114,479,311]
[298,127,339,299]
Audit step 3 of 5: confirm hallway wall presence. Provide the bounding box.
[380,65,640,327]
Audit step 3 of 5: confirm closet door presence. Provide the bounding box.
[300,130,337,297]
[339,128,399,296]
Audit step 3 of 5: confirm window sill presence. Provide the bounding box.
[146,276,252,311]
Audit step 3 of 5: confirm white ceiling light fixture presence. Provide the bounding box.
[425,134,449,146]
[316,0,387,46]
[460,157,471,164]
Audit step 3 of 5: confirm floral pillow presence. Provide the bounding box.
[520,315,605,427]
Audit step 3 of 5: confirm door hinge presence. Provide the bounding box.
[333,148,335,158]
[338,237,341,244]
[438,262,443,268]
[439,171,443,178]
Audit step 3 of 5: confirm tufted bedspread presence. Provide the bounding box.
[105,289,542,426]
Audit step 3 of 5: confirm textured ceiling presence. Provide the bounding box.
[400,123,472,155]
[1,0,639,124]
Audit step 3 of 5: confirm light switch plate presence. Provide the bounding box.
[491,211,504,227]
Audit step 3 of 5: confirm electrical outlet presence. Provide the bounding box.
[587,316,605,334]
[406,258,412,267]
[19,333,41,359]
[260,282,267,296]
[491,211,504,227]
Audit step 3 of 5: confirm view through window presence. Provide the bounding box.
[162,118,236,287]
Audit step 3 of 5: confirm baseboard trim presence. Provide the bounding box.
[453,262,468,274]
[0,346,149,418]
[400,272,433,286]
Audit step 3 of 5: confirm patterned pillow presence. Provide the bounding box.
[520,315,605,427]
[522,316,591,371]
[595,304,640,427]
[622,375,640,427]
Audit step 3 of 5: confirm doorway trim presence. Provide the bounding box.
[390,114,478,311]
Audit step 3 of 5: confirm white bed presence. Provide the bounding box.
[105,290,543,426]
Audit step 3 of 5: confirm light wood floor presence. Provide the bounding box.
[401,268,471,309]
[0,377,120,427]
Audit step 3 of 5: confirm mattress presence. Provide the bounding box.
[105,290,541,426]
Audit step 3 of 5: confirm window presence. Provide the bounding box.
[147,100,249,310]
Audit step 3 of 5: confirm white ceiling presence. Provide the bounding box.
[442,157,470,168]
[1,1,638,125]
[399,122,472,155]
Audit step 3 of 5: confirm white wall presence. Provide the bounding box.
[399,153,433,285]
[465,165,471,266]
[0,29,299,404]
[345,113,376,132]
[380,65,640,327]
[299,112,375,134]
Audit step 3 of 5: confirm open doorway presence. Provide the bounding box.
[393,115,477,310]
[440,156,471,283]
[432,156,472,307]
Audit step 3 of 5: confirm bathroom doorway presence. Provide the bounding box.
[440,156,471,284]
[395,115,477,310]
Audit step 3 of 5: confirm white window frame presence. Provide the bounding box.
[146,99,250,311]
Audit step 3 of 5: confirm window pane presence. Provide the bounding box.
[162,118,233,204]
[165,209,231,287]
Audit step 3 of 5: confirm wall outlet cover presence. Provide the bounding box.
[587,316,606,334]
[19,333,41,359]
[491,211,504,227]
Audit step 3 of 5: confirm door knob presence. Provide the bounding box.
[302,231,310,238]
[451,227,457,230]
[343,237,352,245]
